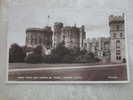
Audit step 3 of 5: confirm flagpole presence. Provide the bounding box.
[48,15,50,26]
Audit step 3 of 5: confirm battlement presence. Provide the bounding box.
[26,26,52,33]
[109,13,124,25]
[26,28,43,33]
[62,26,79,30]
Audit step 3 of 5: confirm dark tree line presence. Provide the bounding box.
[9,42,101,64]
[43,42,100,63]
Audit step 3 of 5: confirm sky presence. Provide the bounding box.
[7,0,133,46]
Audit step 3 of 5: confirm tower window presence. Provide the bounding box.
[120,33,123,37]
[116,56,121,60]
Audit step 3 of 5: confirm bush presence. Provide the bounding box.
[25,45,43,64]
[62,54,74,63]
[25,53,43,64]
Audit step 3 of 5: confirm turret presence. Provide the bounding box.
[109,13,125,63]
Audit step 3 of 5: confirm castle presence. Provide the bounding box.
[25,14,126,63]
[26,23,86,54]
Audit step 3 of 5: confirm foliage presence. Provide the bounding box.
[9,42,101,64]
[46,42,72,63]
[25,45,43,63]
[9,43,26,63]
[25,53,43,64]
[43,42,100,63]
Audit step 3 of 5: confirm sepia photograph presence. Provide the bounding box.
[7,1,129,83]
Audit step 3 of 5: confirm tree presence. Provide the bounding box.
[88,52,95,59]
[79,49,87,55]
[50,42,70,62]
[25,45,43,63]
[9,43,26,63]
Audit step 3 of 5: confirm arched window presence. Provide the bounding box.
[116,56,121,60]
[116,56,119,60]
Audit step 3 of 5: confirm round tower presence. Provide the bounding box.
[109,13,126,63]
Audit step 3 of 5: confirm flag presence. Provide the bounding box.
[48,15,50,18]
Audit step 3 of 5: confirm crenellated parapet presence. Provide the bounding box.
[26,28,43,33]
[26,26,52,33]
[109,13,124,25]
[62,26,79,33]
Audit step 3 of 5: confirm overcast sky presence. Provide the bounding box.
[7,0,133,46]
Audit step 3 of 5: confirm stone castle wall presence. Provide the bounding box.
[25,22,86,53]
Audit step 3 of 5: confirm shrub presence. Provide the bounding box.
[25,53,43,64]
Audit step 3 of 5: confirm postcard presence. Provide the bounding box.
[7,0,129,83]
